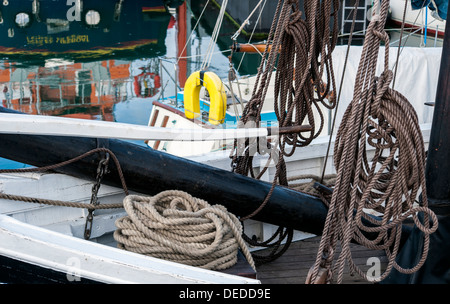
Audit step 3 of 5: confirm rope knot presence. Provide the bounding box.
[370,28,389,43]
[370,70,393,119]
[114,191,255,271]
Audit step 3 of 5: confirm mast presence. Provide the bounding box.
[425,5,450,213]
[383,3,450,284]
[177,1,188,88]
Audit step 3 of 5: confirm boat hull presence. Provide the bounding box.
[0,107,330,236]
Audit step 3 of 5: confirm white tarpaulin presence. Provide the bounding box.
[330,45,442,129]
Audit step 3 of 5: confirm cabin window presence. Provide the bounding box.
[15,13,31,28]
[85,10,100,26]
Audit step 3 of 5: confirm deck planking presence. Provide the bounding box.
[255,236,388,284]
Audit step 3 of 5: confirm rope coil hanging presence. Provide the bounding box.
[229,0,340,265]
[114,190,255,271]
[307,0,438,284]
[231,0,340,196]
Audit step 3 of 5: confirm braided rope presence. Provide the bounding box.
[114,191,255,271]
[229,0,340,266]
[308,0,438,284]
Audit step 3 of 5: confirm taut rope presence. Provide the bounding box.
[0,148,129,209]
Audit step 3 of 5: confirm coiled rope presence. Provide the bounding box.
[0,149,254,271]
[114,190,255,271]
[274,0,339,153]
[307,0,438,284]
[230,0,340,265]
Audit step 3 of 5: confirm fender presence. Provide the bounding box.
[183,70,227,125]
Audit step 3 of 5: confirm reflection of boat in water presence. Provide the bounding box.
[0,0,177,121]
[0,58,161,121]
[0,0,179,61]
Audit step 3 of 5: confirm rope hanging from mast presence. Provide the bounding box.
[231,0,340,214]
[229,0,340,265]
[307,0,439,284]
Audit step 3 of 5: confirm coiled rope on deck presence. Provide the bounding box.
[114,190,255,271]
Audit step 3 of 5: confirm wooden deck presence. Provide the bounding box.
[255,236,388,284]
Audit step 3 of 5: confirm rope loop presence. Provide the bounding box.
[308,0,438,283]
[114,191,255,271]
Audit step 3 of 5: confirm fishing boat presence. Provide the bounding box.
[147,44,441,157]
[0,0,449,286]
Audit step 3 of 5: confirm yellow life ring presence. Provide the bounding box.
[183,70,227,125]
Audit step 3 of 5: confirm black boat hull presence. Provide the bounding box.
[0,107,329,235]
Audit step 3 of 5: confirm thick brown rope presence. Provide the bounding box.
[114,191,255,271]
[308,1,438,284]
[231,0,340,218]
[229,0,340,266]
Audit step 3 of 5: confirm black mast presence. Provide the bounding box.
[384,3,450,284]
[425,5,450,213]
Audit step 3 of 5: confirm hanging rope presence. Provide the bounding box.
[228,0,340,265]
[274,0,339,154]
[231,0,340,206]
[307,0,438,284]
[114,190,255,271]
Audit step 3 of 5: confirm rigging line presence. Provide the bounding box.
[201,0,228,70]
[392,0,408,89]
[231,0,266,41]
[163,50,232,61]
[320,0,360,183]
[388,0,429,71]
[175,0,211,66]
[236,0,268,73]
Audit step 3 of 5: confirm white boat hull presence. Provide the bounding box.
[389,0,446,37]
[0,172,260,284]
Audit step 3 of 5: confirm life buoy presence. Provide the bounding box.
[183,70,227,125]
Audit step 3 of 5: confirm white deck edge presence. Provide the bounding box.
[0,214,260,284]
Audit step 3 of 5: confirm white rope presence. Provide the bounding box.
[231,0,266,41]
[201,0,229,70]
[114,191,255,271]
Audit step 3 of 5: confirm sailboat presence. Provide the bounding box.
[0,0,448,285]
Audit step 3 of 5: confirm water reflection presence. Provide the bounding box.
[0,57,162,121]
[0,0,174,124]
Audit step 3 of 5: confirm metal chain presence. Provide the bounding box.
[84,152,110,239]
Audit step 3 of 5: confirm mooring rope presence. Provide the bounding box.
[114,190,255,271]
[0,148,128,209]
[307,0,438,284]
